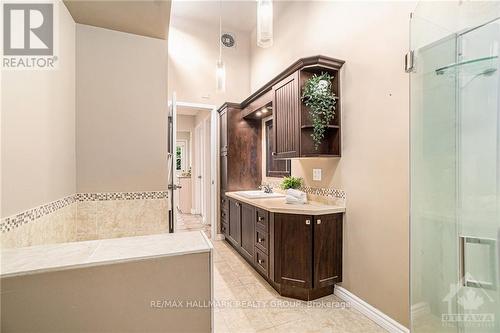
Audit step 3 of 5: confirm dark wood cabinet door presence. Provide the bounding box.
[220,154,227,191]
[265,120,291,177]
[240,203,255,261]
[219,109,228,153]
[275,213,312,288]
[273,72,300,159]
[228,199,241,246]
[313,214,343,288]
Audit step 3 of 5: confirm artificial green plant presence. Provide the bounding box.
[301,72,336,150]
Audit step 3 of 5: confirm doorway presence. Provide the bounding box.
[167,98,218,240]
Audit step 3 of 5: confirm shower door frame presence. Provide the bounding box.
[409,10,500,333]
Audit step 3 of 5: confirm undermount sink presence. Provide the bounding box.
[236,190,285,199]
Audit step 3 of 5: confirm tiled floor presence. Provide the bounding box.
[175,212,386,332]
[176,212,211,238]
[212,240,386,333]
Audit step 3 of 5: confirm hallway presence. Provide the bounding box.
[176,211,211,238]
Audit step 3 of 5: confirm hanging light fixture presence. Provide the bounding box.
[257,0,273,48]
[216,0,226,93]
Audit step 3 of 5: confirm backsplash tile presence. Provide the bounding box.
[263,180,346,200]
[300,186,346,200]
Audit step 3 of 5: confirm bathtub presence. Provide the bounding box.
[1,231,213,333]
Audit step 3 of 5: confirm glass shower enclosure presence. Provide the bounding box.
[410,1,500,332]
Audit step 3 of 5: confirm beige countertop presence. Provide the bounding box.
[1,231,212,278]
[225,192,345,215]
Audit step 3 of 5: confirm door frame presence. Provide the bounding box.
[170,100,220,240]
[194,122,204,216]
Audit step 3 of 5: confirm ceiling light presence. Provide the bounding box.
[216,60,226,93]
[256,111,262,117]
[216,0,226,93]
[257,0,273,48]
[261,107,268,114]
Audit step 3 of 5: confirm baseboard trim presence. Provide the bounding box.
[213,234,225,241]
[334,286,409,333]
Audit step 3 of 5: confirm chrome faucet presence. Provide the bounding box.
[260,183,273,194]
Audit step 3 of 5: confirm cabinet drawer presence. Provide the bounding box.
[254,248,269,277]
[256,208,269,231]
[255,228,269,254]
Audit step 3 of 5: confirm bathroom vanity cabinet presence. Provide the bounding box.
[223,197,343,301]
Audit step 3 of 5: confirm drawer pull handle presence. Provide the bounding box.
[306,219,311,225]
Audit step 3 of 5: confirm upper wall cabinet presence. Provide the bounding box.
[242,55,345,159]
[273,72,300,158]
[219,103,261,193]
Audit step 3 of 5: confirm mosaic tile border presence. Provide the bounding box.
[76,191,168,201]
[1,191,168,233]
[264,181,346,200]
[300,186,346,199]
[1,195,77,233]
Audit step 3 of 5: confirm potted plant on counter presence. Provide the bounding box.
[280,176,303,190]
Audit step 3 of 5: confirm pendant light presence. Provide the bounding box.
[257,0,273,48]
[216,0,226,93]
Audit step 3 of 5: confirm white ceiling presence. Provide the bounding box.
[177,105,211,116]
[171,0,257,32]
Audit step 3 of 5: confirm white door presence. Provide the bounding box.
[194,123,204,216]
[167,93,178,232]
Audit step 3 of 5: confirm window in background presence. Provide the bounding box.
[176,140,189,172]
[176,146,183,171]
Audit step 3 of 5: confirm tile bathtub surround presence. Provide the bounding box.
[1,203,78,249]
[1,191,169,248]
[1,195,78,233]
[77,191,168,201]
[76,197,168,241]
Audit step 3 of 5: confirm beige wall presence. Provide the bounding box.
[76,24,168,193]
[1,3,76,217]
[250,1,413,326]
[168,15,251,106]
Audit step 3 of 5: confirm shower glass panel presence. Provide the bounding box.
[411,2,500,332]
